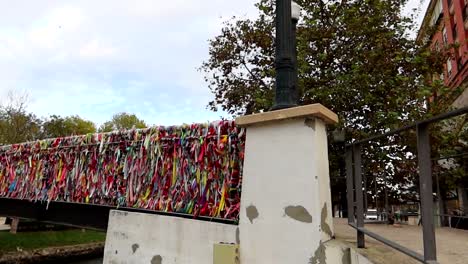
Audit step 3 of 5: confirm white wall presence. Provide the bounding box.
[103,210,237,264]
[239,118,334,264]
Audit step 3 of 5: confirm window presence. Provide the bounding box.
[464,4,468,26]
[453,23,458,41]
[443,27,448,44]
[458,57,463,71]
[434,41,440,52]
[447,58,453,76]
[430,0,444,26]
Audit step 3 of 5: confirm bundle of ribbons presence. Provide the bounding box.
[0,120,245,220]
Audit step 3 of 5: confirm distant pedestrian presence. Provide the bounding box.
[388,210,395,225]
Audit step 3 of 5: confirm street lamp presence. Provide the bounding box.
[272,0,299,110]
[291,2,300,106]
[291,2,301,22]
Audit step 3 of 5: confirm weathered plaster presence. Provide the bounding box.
[284,205,313,223]
[239,117,334,263]
[321,204,333,238]
[342,248,351,264]
[131,244,139,254]
[103,210,237,264]
[309,243,326,264]
[246,205,259,224]
[151,255,162,264]
[305,118,316,130]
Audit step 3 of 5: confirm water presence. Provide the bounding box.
[68,258,103,264]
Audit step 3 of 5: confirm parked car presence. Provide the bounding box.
[365,209,378,220]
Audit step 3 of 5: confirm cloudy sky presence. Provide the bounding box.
[0,0,429,126]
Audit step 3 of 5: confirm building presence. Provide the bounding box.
[417,0,468,225]
[417,0,468,106]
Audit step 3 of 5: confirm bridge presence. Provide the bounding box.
[0,104,342,264]
[0,121,244,229]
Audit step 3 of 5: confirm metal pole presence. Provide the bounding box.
[384,172,389,223]
[292,15,298,104]
[354,144,365,248]
[272,0,297,110]
[374,175,378,209]
[346,147,354,224]
[364,170,368,213]
[435,172,443,227]
[417,123,437,262]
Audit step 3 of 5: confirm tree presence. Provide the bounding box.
[99,113,147,132]
[201,0,456,204]
[42,115,97,138]
[201,0,451,137]
[0,90,41,145]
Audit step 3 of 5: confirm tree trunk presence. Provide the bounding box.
[458,185,468,214]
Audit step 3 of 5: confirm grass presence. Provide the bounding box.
[0,229,106,253]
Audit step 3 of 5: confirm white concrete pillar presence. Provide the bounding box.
[236,104,338,264]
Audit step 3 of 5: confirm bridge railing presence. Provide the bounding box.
[0,121,245,223]
[346,106,468,264]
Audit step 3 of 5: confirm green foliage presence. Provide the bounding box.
[99,112,147,132]
[201,0,448,137]
[0,109,41,145]
[433,113,468,190]
[0,229,105,253]
[42,115,96,138]
[201,0,459,202]
[0,92,41,145]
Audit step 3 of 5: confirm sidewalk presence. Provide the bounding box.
[334,218,468,264]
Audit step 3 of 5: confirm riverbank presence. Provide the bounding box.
[0,229,105,253]
[0,242,104,264]
[0,227,105,263]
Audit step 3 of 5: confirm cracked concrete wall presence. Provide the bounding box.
[239,117,334,264]
[314,118,335,242]
[103,210,237,264]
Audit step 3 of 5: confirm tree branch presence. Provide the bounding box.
[240,58,270,90]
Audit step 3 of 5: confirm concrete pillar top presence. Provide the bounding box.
[235,103,338,127]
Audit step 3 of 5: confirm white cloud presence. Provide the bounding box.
[28,6,84,49]
[0,0,430,128]
[79,39,118,59]
[0,0,261,127]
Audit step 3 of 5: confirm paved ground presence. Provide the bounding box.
[334,218,468,264]
[0,217,10,231]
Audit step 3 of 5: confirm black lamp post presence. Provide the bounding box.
[272,0,300,110]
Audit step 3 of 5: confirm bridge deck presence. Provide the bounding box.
[0,198,237,230]
[334,218,468,264]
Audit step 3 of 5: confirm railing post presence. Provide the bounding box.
[384,172,389,223]
[346,147,354,224]
[417,123,437,263]
[353,144,365,248]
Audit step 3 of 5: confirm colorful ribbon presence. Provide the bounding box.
[0,121,245,220]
